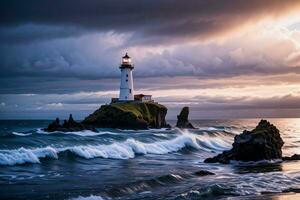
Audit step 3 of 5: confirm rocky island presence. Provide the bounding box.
[82,101,170,129]
[44,101,170,131]
[204,120,284,164]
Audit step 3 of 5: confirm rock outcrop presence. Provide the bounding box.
[44,114,96,132]
[204,120,284,164]
[82,102,170,129]
[194,170,215,176]
[283,154,300,161]
[176,107,195,129]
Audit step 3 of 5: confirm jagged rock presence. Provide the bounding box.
[44,114,97,132]
[82,102,170,129]
[176,107,195,129]
[45,117,62,132]
[204,120,284,164]
[283,154,300,161]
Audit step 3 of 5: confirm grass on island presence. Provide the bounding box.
[111,101,166,122]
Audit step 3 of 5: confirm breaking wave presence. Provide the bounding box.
[0,147,58,166]
[12,132,32,136]
[36,128,117,136]
[4,129,118,137]
[0,131,232,166]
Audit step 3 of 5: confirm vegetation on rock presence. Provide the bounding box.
[82,102,170,129]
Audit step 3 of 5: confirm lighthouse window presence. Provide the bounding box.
[126,74,128,77]
[129,89,132,94]
[126,79,128,82]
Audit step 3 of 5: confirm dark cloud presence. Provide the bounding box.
[0,77,119,94]
[1,0,300,44]
[1,0,300,119]
[0,25,84,45]
[1,0,300,86]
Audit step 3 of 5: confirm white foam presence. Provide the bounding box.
[0,130,232,166]
[117,128,170,132]
[12,132,32,136]
[60,130,116,136]
[61,133,203,160]
[231,159,283,166]
[36,128,51,134]
[181,129,233,151]
[198,127,223,131]
[197,133,232,151]
[36,128,116,136]
[71,195,106,200]
[63,143,136,159]
[0,147,58,166]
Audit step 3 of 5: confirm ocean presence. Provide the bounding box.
[0,119,300,200]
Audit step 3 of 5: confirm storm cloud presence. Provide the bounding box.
[1,0,300,44]
[1,0,300,118]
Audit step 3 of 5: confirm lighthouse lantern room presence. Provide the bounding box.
[119,53,134,101]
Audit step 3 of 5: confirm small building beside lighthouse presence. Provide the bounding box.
[119,53,134,101]
[111,53,152,104]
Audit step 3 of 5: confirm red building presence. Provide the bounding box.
[134,94,152,102]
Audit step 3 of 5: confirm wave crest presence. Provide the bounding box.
[0,147,58,166]
[36,128,116,136]
[0,130,232,166]
[12,132,32,136]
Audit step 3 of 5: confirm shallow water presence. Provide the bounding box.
[0,119,300,200]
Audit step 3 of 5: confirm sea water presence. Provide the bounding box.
[0,119,300,200]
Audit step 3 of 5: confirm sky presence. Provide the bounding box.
[1,0,300,119]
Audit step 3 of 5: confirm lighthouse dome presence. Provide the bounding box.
[120,53,134,69]
[122,53,131,64]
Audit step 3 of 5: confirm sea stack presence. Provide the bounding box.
[204,119,284,164]
[176,107,195,129]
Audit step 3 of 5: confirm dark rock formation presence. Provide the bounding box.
[176,107,195,129]
[82,102,170,129]
[204,120,284,164]
[283,154,300,161]
[46,117,62,132]
[44,114,96,132]
[194,170,215,176]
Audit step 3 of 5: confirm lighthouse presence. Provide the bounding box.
[119,53,134,101]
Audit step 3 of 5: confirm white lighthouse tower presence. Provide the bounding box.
[119,53,134,101]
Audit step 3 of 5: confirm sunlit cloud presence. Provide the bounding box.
[1,0,300,119]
